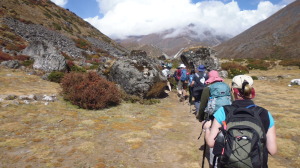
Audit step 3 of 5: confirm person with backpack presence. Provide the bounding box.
[196,70,231,121]
[202,75,277,168]
[162,65,172,92]
[196,70,231,167]
[178,64,188,102]
[191,65,208,114]
[173,66,181,91]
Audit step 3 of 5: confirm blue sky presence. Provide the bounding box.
[51,0,295,39]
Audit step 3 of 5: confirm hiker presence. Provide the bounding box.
[162,65,172,91]
[191,65,207,114]
[202,75,277,168]
[173,66,181,91]
[178,64,188,102]
[196,70,231,121]
[196,70,231,167]
[188,69,196,104]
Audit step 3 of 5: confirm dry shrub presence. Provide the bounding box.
[279,59,300,68]
[48,71,65,83]
[14,55,30,61]
[146,81,167,98]
[61,72,121,110]
[0,51,13,61]
[74,38,92,50]
[221,62,249,78]
[246,59,274,70]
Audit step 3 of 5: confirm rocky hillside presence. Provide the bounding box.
[0,0,128,68]
[214,0,300,59]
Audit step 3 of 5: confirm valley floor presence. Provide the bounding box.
[0,67,299,168]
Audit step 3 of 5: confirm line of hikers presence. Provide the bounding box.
[162,63,277,168]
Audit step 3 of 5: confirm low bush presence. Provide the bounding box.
[120,89,141,103]
[61,72,121,110]
[251,76,258,80]
[0,51,12,61]
[74,38,92,50]
[221,62,249,78]
[14,55,30,61]
[48,71,65,83]
[246,59,274,70]
[279,60,300,68]
[71,65,86,72]
[22,60,34,67]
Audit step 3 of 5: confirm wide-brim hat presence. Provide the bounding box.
[205,70,223,84]
[232,75,254,89]
[197,65,206,71]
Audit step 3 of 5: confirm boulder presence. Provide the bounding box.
[0,60,20,69]
[98,50,167,98]
[33,53,66,72]
[180,47,220,71]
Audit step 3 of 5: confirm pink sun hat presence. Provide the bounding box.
[205,70,223,84]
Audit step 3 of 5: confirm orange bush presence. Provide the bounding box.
[14,55,30,61]
[61,72,121,110]
[0,51,13,61]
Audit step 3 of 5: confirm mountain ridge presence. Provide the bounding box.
[213,0,300,59]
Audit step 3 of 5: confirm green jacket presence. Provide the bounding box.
[196,87,210,121]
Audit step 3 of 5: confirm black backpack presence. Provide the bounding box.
[213,104,267,168]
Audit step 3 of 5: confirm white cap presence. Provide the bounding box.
[179,64,186,68]
[232,75,253,89]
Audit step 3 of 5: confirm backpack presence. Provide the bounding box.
[204,82,231,115]
[180,69,187,81]
[192,72,206,97]
[213,105,267,168]
[167,63,173,69]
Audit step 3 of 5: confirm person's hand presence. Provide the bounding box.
[202,120,212,130]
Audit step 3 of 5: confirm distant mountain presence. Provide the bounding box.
[0,0,128,60]
[214,0,300,59]
[118,26,231,58]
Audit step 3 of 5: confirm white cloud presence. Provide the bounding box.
[85,0,292,39]
[51,0,68,7]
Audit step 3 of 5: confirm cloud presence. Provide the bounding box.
[51,0,68,7]
[85,0,293,39]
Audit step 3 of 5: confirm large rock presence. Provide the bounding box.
[22,40,66,72]
[22,40,57,57]
[0,60,20,69]
[98,50,166,98]
[33,53,66,72]
[180,47,221,71]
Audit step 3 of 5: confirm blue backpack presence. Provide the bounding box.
[204,82,231,115]
[180,69,187,81]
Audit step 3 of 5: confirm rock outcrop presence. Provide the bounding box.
[33,53,66,72]
[180,47,221,71]
[98,50,166,98]
[3,18,128,72]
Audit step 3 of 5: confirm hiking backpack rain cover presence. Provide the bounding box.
[215,105,267,168]
[204,82,231,115]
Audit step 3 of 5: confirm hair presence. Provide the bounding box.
[241,81,252,98]
[233,81,255,99]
